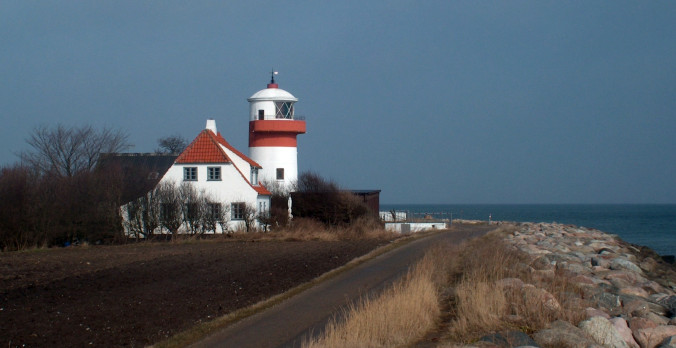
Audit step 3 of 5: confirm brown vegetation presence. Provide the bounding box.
[303,224,590,347]
[303,246,453,348]
[444,226,587,343]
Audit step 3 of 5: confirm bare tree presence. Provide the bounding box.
[241,203,258,233]
[124,184,162,240]
[157,182,182,236]
[156,134,188,154]
[21,124,130,177]
[203,200,229,234]
[179,183,207,235]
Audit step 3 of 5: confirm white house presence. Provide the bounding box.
[121,119,271,235]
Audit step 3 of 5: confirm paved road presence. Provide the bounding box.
[190,224,495,348]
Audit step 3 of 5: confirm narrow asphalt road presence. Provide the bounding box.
[190,224,495,348]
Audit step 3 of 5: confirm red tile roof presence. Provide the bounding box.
[175,129,270,195]
[254,184,271,195]
[175,130,231,164]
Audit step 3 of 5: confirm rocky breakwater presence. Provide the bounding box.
[499,222,676,348]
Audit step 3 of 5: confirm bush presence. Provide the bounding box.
[290,172,369,226]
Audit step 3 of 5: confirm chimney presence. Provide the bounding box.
[206,119,217,133]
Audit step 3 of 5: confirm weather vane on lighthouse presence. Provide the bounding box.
[270,69,278,84]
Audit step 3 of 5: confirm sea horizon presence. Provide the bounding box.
[380,203,676,257]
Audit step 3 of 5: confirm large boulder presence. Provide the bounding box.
[579,316,631,348]
[477,331,540,347]
[658,335,676,348]
[609,317,640,348]
[533,320,600,348]
[634,326,676,348]
[611,258,644,274]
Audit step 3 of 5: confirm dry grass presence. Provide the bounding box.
[303,246,454,348]
[445,226,588,343]
[241,217,397,242]
[299,224,589,347]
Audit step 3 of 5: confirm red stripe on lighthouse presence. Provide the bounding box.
[249,133,298,147]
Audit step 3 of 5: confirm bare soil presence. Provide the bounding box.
[0,238,389,347]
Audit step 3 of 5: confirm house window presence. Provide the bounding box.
[184,203,199,221]
[231,202,245,220]
[276,168,284,180]
[251,168,259,185]
[207,167,221,181]
[160,203,174,223]
[208,203,221,221]
[184,167,197,181]
[258,201,267,214]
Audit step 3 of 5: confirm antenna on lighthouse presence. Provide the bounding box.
[270,69,278,84]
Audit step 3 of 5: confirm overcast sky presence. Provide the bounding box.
[2,1,675,204]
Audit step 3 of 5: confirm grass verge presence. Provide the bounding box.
[299,224,589,347]
[302,245,454,348]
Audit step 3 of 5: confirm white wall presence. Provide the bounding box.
[122,162,270,235]
[249,146,298,189]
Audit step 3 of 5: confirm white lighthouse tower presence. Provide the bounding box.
[247,72,306,190]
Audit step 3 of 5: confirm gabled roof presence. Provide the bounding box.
[175,129,262,168]
[174,128,270,195]
[175,130,231,164]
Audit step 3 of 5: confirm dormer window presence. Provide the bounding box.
[251,168,259,185]
[275,102,294,119]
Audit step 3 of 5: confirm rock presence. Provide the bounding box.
[658,296,676,317]
[640,258,659,273]
[531,255,554,270]
[634,326,676,348]
[589,292,623,314]
[629,317,659,331]
[478,331,540,347]
[611,259,644,274]
[592,256,611,268]
[624,299,654,317]
[497,278,525,290]
[585,307,611,319]
[609,317,640,348]
[558,262,589,275]
[643,281,668,295]
[645,312,670,326]
[522,284,561,311]
[534,320,600,348]
[573,274,600,286]
[579,316,631,348]
[658,335,676,348]
[620,287,651,299]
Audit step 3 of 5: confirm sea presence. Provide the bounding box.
[380,204,676,257]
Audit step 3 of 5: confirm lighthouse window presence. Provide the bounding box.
[183,167,197,181]
[275,102,294,119]
[276,168,284,180]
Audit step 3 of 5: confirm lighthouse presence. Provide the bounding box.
[248,73,306,190]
